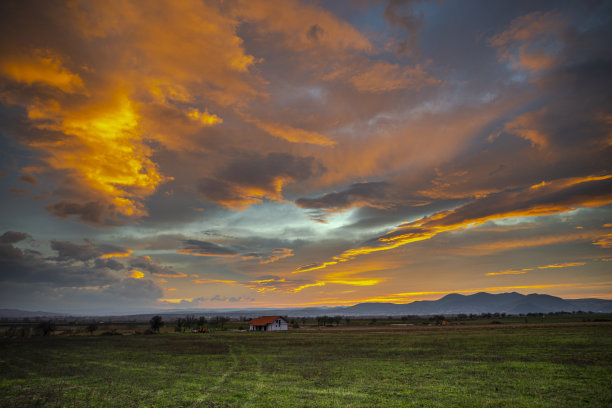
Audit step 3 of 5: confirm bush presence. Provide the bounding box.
[37,320,56,336]
[150,315,164,333]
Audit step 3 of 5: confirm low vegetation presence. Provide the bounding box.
[0,321,610,407]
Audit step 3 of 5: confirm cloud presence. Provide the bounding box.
[50,239,131,262]
[45,201,109,224]
[250,119,336,146]
[193,274,381,294]
[296,181,390,220]
[241,248,294,264]
[488,10,568,73]
[502,109,549,149]
[50,240,101,262]
[231,0,373,54]
[0,0,267,224]
[128,270,145,279]
[178,237,294,264]
[0,243,119,287]
[296,175,612,272]
[198,152,322,210]
[346,61,439,93]
[0,231,29,244]
[129,256,187,278]
[487,262,586,276]
[19,174,37,185]
[0,49,84,93]
[177,240,238,258]
[383,0,425,57]
[94,258,125,271]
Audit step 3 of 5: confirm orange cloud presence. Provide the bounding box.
[296,174,612,273]
[101,249,133,259]
[188,109,223,126]
[0,50,84,93]
[538,262,586,269]
[346,61,439,93]
[593,223,612,248]
[486,269,532,276]
[128,270,144,279]
[241,248,294,264]
[152,272,187,278]
[502,109,549,149]
[487,262,585,276]
[177,249,239,258]
[27,90,168,218]
[232,0,373,54]
[192,275,382,294]
[251,119,336,146]
[158,298,193,304]
[488,10,568,73]
[462,231,600,255]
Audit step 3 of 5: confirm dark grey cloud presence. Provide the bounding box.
[296,181,389,211]
[0,231,29,244]
[221,151,320,188]
[198,152,323,208]
[129,256,186,278]
[46,201,108,224]
[50,240,101,262]
[94,258,125,271]
[380,177,612,243]
[306,24,324,42]
[18,174,37,185]
[179,239,238,257]
[0,243,119,287]
[383,0,424,57]
[0,278,164,314]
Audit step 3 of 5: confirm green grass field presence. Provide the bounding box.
[1,324,611,407]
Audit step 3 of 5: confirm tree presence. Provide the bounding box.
[184,315,197,330]
[174,318,185,332]
[150,315,164,333]
[86,323,98,335]
[37,320,56,336]
[216,316,229,329]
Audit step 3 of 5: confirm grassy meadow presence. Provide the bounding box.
[1,323,611,407]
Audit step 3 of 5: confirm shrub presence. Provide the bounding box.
[37,320,56,336]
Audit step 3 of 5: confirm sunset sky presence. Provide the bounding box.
[1,0,611,314]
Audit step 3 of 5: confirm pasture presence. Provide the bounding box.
[1,324,611,407]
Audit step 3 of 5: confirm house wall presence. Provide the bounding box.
[249,318,288,331]
[266,319,288,331]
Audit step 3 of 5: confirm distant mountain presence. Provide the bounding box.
[0,309,65,318]
[1,293,610,318]
[340,292,612,316]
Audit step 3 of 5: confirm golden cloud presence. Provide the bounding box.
[28,90,168,218]
[101,249,133,259]
[296,174,612,273]
[0,49,84,93]
[128,270,144,279]
[251,119,336,146]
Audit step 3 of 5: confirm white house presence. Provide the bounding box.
[249,316,288,331]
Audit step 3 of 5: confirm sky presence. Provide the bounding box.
[0,0,611,314]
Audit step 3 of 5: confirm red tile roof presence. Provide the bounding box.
[249,316,283,326]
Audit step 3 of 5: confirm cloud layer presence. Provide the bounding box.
[0,0,611,311]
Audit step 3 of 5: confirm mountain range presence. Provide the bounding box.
[1,292,611,318]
